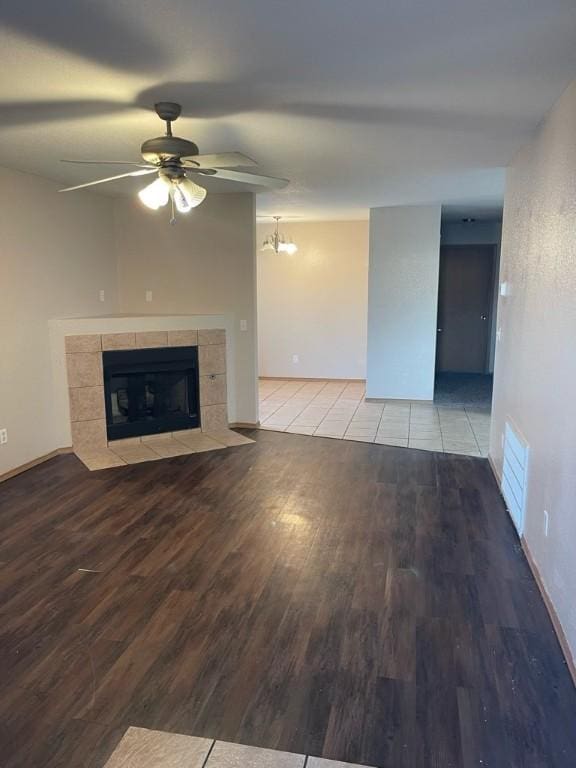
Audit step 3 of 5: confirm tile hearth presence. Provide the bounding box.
[75,428,253,471]
[104,727,376,768]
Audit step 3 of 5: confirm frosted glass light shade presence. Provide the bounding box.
[138,176,170,209]
[172,178,207,212]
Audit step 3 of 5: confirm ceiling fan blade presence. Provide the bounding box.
[62,159,155,168]
[59,168,157,192]
[182,152,257,169]
[194,168,289,189]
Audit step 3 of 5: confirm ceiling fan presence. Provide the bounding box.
[59,102,288,219]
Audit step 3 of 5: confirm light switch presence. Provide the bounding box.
[145,290,153,303]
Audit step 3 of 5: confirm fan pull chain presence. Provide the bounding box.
[170,193,176,225]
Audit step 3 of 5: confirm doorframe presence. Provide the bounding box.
[435,243,499,376]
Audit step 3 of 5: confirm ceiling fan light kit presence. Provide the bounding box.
[261,215,298,255]
[138,170,207,213]
[59,102,288,222]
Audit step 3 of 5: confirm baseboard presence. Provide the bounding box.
[521,537,576,688]
[230,422,260,429]
[260,376,366,383]
[0,447,73,484]
[487,452,501,483]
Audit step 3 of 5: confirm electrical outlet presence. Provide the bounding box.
[543,509,550,537]
[0,428,7,445]
[99,289,106,302]
[292,354,299,364]
[240,319,247,331]
[145,290,153,303]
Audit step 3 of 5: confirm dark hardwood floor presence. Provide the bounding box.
[0,430,575,768]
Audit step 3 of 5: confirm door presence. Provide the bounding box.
[436,245,495,373]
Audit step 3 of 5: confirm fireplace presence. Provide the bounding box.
[103,346,200,440]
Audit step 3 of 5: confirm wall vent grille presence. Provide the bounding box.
[501,421,529,535]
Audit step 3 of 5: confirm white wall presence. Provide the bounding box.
[257,221,368,379]
[0,166,118,477]
[115,193,258,424]
[366,205,441,400]
[490,80,576,664]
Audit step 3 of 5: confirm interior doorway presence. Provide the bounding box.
[434,239,499,409]
[436,245,495,373]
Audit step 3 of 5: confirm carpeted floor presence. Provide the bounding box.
[434,372,493,407]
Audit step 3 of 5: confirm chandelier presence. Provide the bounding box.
[261,216,298,255]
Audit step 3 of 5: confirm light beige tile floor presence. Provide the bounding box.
[104,728,375,768]
[258,379,490,457]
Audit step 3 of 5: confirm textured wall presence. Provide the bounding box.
[490,80,576,662]
[366,205,441,400]
[0,166,118,477]
[257,220,368,379]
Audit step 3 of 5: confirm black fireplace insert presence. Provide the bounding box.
[103,346,200,440]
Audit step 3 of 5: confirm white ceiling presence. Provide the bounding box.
[1,0,576,220]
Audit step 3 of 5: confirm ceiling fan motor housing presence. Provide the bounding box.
[140,136,199,164]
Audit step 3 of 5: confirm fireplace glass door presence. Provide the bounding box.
[103,346,199,440]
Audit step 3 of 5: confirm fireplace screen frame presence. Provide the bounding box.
[103,346,200,441]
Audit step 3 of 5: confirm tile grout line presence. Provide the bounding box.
[264,381,328,432]
[200,738,217,768]
[284,381,328,431]
[465,405,485,456]
[464,406,482,454]
[260,380,315,428]
[372,400,386,441]
[283,382,329,431]
[438,406,449,453]
[315,383,361,436]
[343,391,369,439]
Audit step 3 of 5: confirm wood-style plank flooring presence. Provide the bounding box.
[0,430,575,767]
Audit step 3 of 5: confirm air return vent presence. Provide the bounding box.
[501,422,529,535]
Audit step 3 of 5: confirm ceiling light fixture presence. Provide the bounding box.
[261,216,298,255]
[60,102,288,225]
[138,172,207,214]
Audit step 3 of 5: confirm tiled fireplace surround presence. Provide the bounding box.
[65,327,240,470]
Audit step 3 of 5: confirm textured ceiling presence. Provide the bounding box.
[1,0,576,219]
